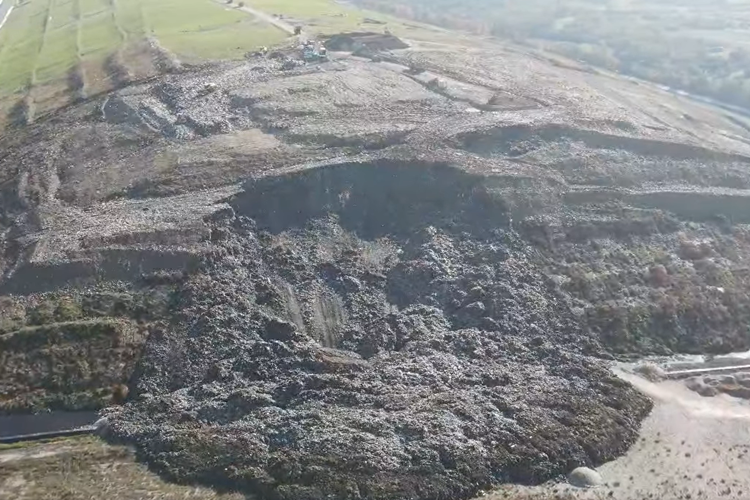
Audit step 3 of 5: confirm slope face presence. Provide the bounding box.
[2,35,750,499]
[108,164,650,499]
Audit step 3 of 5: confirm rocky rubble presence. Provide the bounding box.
[105,163,650,500]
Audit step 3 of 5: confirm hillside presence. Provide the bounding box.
[3,2,750,500]
[354,0,750,114]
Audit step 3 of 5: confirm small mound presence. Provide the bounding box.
[685,377,720,397]
[568,467,603,488]
[324,32,409,52]
[634,363,666,382]
[688,373,750,399]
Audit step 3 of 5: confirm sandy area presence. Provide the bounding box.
[488,369,750,500]
[0,437,243,500]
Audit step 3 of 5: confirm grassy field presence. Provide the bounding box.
[0,0,289,95]
[247,0,390,33]
[245,0,442,37]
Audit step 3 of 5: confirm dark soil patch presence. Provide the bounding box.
[148,37,182,74]
[6,97,34,129]
[104,52,133,89]
[67,65,87,103]
[324,32,409,52]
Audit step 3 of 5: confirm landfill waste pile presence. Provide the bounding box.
[3,31,750,500]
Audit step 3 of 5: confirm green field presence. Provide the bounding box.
[0,0,290,96]
[245,0,436,36]
[248,0,389,33]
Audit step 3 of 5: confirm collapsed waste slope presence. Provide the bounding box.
[107,161,651,500]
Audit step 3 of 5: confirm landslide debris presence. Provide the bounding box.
[106,161,651,500]
[2,33,750,500]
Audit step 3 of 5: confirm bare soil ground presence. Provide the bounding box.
[0,437,243,500]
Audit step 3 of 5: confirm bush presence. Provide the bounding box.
[55,297,83,322]
[112,384,130,404]
[27,300,56,325]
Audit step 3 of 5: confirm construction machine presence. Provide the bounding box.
[301,41,328,63]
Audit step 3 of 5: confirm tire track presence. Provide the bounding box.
[31,0,54,87]
[138,2,178,74]
[21,0,54,126]
[110,0,126,42]
[23,0,60,201]
[105,0,132,87]
[67,0,86,102]
[210,0,297,35]
[141,0,181,77]
[0,2,14,78]
[0,0,14,32]
[73,0,82,55]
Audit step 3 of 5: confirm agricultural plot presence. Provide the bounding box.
[0,0,290,129]
[143,0,286,60]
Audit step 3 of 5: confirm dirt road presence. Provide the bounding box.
[213,0,298,36]
[0,0,14,33]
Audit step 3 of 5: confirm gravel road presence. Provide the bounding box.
[212,0,299,35]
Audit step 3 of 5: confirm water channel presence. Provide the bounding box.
[0,411,99,439]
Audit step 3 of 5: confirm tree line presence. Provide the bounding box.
[356,0,750,111]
